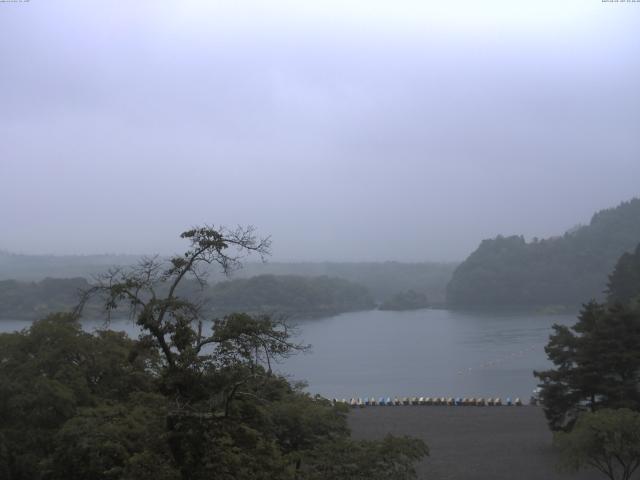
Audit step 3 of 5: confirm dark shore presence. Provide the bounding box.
[349,406,605,480]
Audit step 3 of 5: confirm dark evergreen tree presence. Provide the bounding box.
[535,301,640,431]
[607,243,640,307]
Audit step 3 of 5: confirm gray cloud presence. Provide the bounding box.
[1,1,639,261]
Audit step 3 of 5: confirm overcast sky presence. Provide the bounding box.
[1,0,639,261]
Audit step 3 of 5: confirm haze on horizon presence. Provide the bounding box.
[1,0,639,262]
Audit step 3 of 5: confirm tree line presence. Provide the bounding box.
[0,274,374,321]
[0,251,456,305]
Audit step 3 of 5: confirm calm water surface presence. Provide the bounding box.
[279,309,575,400]
[1,309,576,400]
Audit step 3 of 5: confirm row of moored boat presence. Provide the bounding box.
[333,396,524,407]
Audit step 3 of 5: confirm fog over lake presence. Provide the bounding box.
[1,309,574,400]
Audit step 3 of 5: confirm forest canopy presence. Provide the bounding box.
[205,274,374,318]
[0,225,428,480]
[447,198,640,308]
[0,274,373,321]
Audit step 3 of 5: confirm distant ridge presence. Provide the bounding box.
[446,198,640,309]
[0,251,140,281]
[0,250,457,306]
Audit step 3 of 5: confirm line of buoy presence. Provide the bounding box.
[333,396,524,407]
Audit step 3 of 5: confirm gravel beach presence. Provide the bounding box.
[349,406,606,480]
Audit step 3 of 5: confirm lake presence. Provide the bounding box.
[0,309,576,401]
[280,309,575,400]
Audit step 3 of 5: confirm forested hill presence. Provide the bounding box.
[0,253,456,305]
[0,277,91,320]
[446,198,640,309]
[0,252,139,280]
[0,275,374,321]
[205,274,374,318]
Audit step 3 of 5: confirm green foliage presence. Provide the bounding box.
[607,243,640,307]
[268,392,350,458]
[206,274,374,318]
[0,313,161,480]
[0,313,428,480]
[234,261,455,304]
[0,226,429,480]
[447,198,640,308]
[48,396,178,480]
[555,409,640,480]
[0,274,374,321]
[0,278,90,319]
[534,302,640,431]
[535,246,640,431]
[379,289,429,311]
